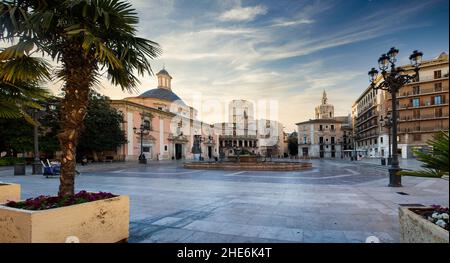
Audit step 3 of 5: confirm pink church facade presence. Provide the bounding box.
[110,68,220,161]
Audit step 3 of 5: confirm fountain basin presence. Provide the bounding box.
[183,161,312,171]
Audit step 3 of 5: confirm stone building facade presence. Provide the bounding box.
[110,68,220,161]
[353,52,449,159]
[216,100,285,158]
[390,52,449,158]
[352,79,384,158]
[296,91,352,158]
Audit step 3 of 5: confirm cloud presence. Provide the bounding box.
[218,5,268,22]
[270,19,314,27]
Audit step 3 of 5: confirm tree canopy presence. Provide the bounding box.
[287,132,298,156]
[77,92,127,155]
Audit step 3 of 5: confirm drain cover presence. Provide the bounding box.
[396,192,409,195]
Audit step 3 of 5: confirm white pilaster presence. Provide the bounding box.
[127,112,134,156]
[159,119,164,158]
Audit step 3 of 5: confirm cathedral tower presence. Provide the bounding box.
[315,90,334,119]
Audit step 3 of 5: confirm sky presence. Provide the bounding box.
[49,0,449,131]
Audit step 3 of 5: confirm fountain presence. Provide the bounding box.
[184,147,312,171]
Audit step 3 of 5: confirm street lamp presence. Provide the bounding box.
[133,116,150,164]
[192,135,203,161]
[31,108,42,174]
[380,114,393,165]
[352,133,360,161]
[368,47,423,187]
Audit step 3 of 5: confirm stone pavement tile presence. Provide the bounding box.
[279,206,322,216]
[343,231,375,243]
[286,216,323,230]
[227,235,291,243]
[246,214,289,228]
[317,214,375,231]
[152,217,183,226]
[129,224,163,242]
[303,230,348,243]
[182,231,236,243]
[205,212,252,225]
[140,228,196,243]
[183,220,232,235]
[184,220,266,238]
[257,226,303,242]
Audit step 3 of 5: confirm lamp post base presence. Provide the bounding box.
[138,155,147,164]
[32,162,42,175]
[388,167,402,187]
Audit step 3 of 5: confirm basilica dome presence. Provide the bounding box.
[139,88,185,104]
[138,68,186,105]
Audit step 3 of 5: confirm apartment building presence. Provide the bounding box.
[353,52,449,159]
[387,52,449,158]
[352,82,385,158]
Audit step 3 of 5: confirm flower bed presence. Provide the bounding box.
[419,205,448,230]
[5,191,117,210]
[399,206,449,243]
[0,193,129,243]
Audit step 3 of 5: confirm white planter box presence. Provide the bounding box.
[0,195,129,243]
[0,183,21,204]
[399,206,449,243]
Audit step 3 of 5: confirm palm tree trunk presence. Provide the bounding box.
[57,45,95,197]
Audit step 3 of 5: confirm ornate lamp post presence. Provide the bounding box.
[133,116,150,164]
[352,133,360,161]
[192,134,203,161]
[368,47,423,187]
[28,99,48,175]
[380,114,393,165]
[31,108,42,174]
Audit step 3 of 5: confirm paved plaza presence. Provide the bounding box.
[0,159,448,243]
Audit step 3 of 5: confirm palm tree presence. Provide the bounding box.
[0,56,50,124]
[398,131,449,178]
[0,0,161,196]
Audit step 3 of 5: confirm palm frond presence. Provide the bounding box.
[0,39,34,60]
[399,131,449,178]
[0,55,51,83]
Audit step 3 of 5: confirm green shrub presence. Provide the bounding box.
[0,157,25,166]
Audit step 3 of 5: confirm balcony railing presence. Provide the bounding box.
[399,126,449,133]
[409,74,449,84]
[399,113,449,122]
[355,124,378,134]
[397,86,449,98]
[397,100,448,110]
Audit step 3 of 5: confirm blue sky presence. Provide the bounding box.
[88,0,449,131]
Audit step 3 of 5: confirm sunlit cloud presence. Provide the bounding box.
[218,5,268,22]
[270,18,314,27]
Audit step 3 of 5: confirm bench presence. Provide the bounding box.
[104,156,114,163]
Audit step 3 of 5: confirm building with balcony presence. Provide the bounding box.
[387,52,449,158]
[296,91,352,158]
[353,52,449,159]
[352,79,385,158]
